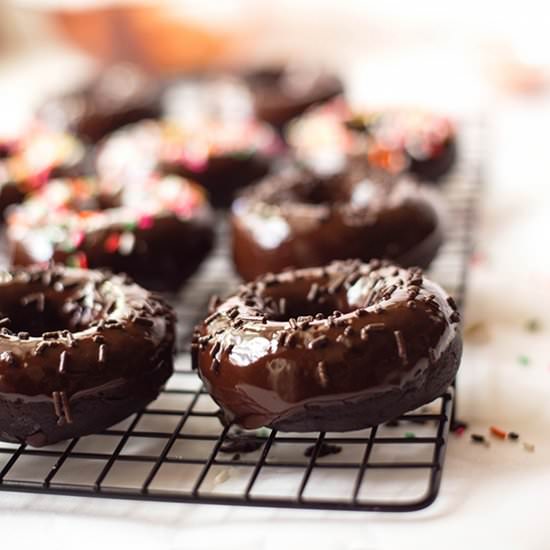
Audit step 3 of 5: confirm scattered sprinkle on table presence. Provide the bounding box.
[490,426,507,439]
[517,355,530,366]
[454,425,466,436]
[523,442,535,453]
[471,433,490,446]
[525,318,541,332]
[404,432,416,439]
[508,431,519,441]
[451,419,469,433]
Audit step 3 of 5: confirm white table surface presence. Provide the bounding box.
[0,37,549,550]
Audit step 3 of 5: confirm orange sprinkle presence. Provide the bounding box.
[490,426,507,439]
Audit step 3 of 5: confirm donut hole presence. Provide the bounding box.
[266,175,352,206]
[261,282,351,322]
[0,284,103,336]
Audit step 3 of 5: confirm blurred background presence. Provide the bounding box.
[1,0,550,123]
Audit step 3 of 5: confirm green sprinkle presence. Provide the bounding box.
[518,355,530,366]
[525,319,541,333]
[404,432,416,439]
[123,220,137,231]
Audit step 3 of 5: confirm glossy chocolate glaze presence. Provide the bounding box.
[193,260,461,432]
[244,66,343,129]
[231,164,444,281]
[0,265,175,446]
[7,176,215,292]
[38,64,162,143]
[96,118,280,209]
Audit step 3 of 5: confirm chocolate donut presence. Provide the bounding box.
[96,118,280,208]
[288,100,457,181]
[38,64,162,143]
[0,264,175,447]
[0,127,89,218]
[231,164,444,281]
[243,65,343,129]
[193,260,462,432]
[7,175,214,291]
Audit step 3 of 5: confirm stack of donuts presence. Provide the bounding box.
[0,63,462,447]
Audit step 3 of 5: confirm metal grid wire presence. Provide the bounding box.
[0,119,483,512]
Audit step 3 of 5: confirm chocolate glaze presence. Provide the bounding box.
[0,264,175,446]
[193,260,462,432]
[7,175,214,292]
[244,66,343,129]
[231,164,444,281]
[38,64,162,143]
[96,119,280,209]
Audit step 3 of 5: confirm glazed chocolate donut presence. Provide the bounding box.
[288,100,457,181]
[0,126,89,218]
[231,164,444,281]
[96,118,280,208]
[0,264,175,447]
[193,260,462,432]
[38,64,162,143]
[243,65,343,129]
[7,175,214,291]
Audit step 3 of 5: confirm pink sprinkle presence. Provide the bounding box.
[72,231,85,248]
[455,426,465,436]
[180,152,208,173]
[138,214,154,230]
[28,167,51,190]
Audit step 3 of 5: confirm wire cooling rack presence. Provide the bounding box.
[0,120,482,512]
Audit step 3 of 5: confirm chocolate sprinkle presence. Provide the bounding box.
[308,335,329,350]
[98,344,107,364]
[394,330,408,365]
[58,350,68,374]
[134,316,154,327]
[316,361,329,387]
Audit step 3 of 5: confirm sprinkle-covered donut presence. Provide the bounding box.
[38,64,163,143]
[0,264,175,446]
[96,118,280,208]
[7,174,214,291]
[287,100,457,181]
[193,260,462,432]
[231,163,444,281]
[0,126,88,217]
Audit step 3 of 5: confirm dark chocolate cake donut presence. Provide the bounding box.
[231,163,444,281]
[0,264,175,447]
[193,260,462,432]
[243,65,343,129]
[7,174,214,291]
[0,126,89,218]
[288,100,457,181]
[38,64,162,143]
[96,118,280,208]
